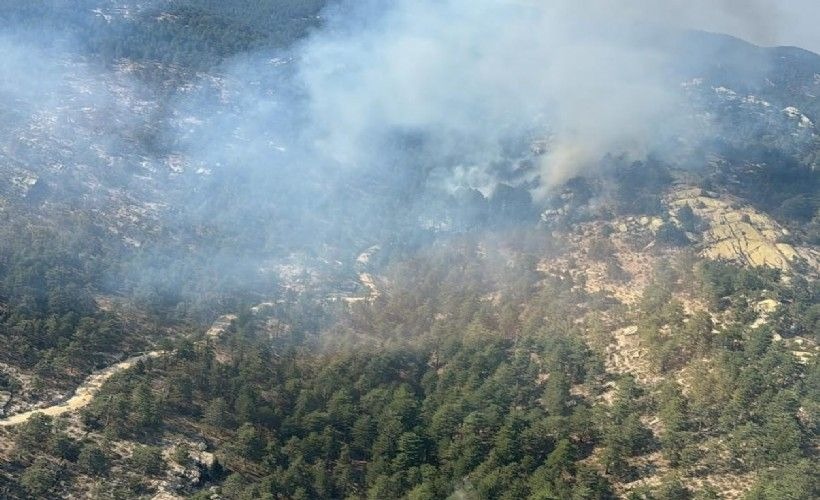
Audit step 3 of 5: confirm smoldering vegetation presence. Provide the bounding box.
[0,0,817,319]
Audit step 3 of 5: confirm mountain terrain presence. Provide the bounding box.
[0,1,817,499]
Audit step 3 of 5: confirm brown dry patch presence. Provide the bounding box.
[203,314,238,364]
[205,314,237,339]
[604,325,661,385]
[538,213,691,307]
[618,450,669,494]
[686,472,758,500]
[358,272,380,299]
[342,272,382,304]
[94,295,114,311]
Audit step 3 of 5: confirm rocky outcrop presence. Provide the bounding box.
[669,188,819,273]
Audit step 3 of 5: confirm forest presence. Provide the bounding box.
[0,0,327,73]
[1,226,816,498]
[0,1,817,499]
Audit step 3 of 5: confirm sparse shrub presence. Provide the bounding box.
[677,204,700,232]
[78,443,109,476]
[656,223,690,247]
[588,236,616,261]
[656,475,692,500]
[779,195,815,221]
[605,259,630,282]
[15,412,53,455]
[131,445,165,476]
[50,433,80,461]
[172,443,191,466]
[20,458,58,497]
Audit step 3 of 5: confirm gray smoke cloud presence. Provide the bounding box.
[3,0,813,225]
[1,0,816,309]
[281,0,818,199]
[291,0,683,198]
[174,0,817,208]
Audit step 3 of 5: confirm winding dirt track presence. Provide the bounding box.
[0,351,164,427]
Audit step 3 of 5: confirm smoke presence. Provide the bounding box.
[287,0,817,199]
[194,0,800,203]
[157,0,813,249]
[1,0,816,310]
[295,1,669,196]
[151,0,820,206]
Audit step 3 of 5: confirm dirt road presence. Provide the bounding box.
[0,351,163,427]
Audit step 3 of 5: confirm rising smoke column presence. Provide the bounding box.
[294,0,682,199]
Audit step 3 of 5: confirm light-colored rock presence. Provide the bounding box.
[755,299,778,314]
[206,314,237,338]
[669,190,819,273]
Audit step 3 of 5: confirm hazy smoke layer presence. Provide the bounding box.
[1,0,815,304]
[3,0,809,217]
[296,0,681,197]
[297,0,820,195]
[173,0,812,206]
